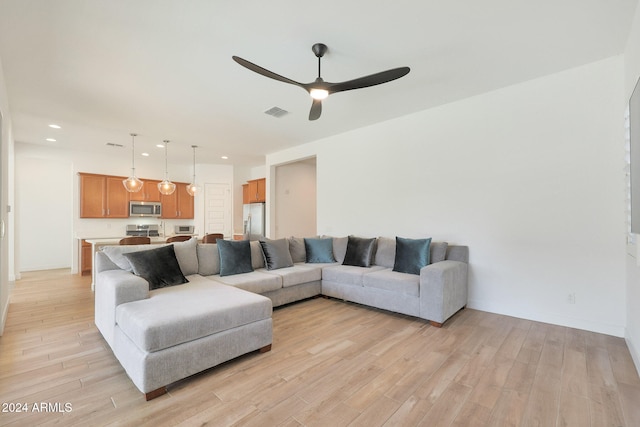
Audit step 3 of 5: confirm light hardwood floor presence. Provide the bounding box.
[1,269,640,426]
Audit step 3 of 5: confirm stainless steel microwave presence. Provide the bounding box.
[129,201,162,217]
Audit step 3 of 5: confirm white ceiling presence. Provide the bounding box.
[0,0,637,167]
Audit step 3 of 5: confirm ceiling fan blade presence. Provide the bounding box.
[232,56,304,88]
[328,67,410,94]
[309,99,322,121]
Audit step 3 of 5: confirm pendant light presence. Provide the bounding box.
[186,145,199,196]
[157,140,176,195]
[122,133,144,192]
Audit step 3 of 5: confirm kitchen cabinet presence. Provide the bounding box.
[246,178,266,203]
[128,179,161,202]
[79,173,129,218]
[80,239,92,276]
[242,184,249,204]
[161,182,194,219]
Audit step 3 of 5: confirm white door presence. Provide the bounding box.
[204,183,232,238]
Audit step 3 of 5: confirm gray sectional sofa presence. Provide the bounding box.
[94,236,469,400]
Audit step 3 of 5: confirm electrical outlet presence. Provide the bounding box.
[567,293,576,304]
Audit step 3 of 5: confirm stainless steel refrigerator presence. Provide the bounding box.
[242,203,265,240]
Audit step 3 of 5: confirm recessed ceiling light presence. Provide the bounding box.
[48,124,61,129]
[221,156,228,160]
[141,152,150,157]
[46,138,56,142]
[156,144,165,148]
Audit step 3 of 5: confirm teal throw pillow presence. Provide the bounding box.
[304,238,335,263]
[393,237,432,275]
[217,239,253,276]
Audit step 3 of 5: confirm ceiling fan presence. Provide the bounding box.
[232,43,410,121]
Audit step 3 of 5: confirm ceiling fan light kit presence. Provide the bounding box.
[232,43,410,120]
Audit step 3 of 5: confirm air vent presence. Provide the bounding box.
[264,106,289,118]
[106,142,124,148]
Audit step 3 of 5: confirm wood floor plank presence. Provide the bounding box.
[1,270,640,426]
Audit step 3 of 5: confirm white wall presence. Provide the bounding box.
[0,53,13,334]
[624,1,640,375]
[274,159,316,238]
[15,154,73,271]
[268,56,627,337]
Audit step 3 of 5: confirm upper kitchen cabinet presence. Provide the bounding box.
[128,179,161,202]
[246,178,266,203]
[79,173,130,218]
[161,182,194,219]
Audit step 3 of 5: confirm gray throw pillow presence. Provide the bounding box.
[217,239,253,276]
[342,236,376,267]
[393,237,432,275]
[304,238,335,263]
[123,245,189,290]
[260,239,294,270]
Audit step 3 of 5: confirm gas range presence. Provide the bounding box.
[126,224,160,237]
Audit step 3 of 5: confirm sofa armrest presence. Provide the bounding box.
[94,269,149,348]
[419,260,468,325]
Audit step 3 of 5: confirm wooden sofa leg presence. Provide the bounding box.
[259,344,272,353]
[145,386,167,401]
[429,320,443,328]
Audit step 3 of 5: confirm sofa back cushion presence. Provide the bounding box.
[374,237,396,268]
[332,236,348,264]
[250,241,265,269]
[288,237,307,263]
[101,238,199,276]
[197,243,220,276]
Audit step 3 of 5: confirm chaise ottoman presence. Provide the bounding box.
[111,275,273,400]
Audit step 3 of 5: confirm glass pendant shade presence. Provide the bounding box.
[186,145,199,196]
[157,140,176,195]
[123,133,144,192]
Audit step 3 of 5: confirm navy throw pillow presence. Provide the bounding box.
[217,239,253,276]
[123,245,189,290]
[393,237,432,275]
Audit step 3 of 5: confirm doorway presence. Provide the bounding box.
[204,183,232,238]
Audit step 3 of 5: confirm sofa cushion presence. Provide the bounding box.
[103,243,164,271]
[123,245,189,290]
[171,237,198,275]
[363,269,420,297]
[304,238,335,263]
[212,270,282,293]
[250,241,266,269]
[197,243,220,276]
[342,236,376,267]
[374,237,396,268]
[218,240,253,277]
[115,275,272,352]
[260,239,294,270]
[322,264,386,286]
[393,237,432,275]
[288,237,307,263]
[262,264,322,288]
[332,236,348,264]
[431,242,449,263]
